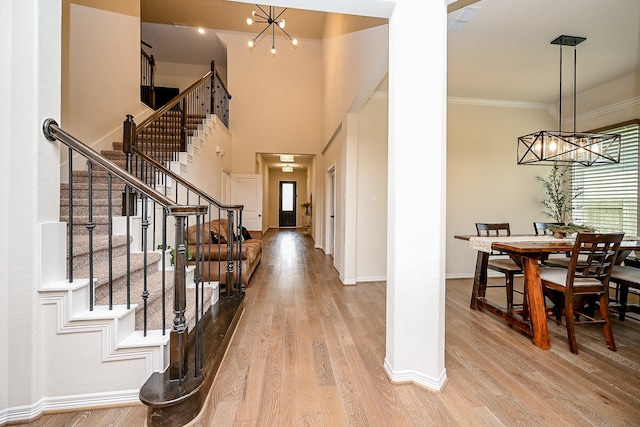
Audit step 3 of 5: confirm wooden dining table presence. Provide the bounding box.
[454,234,640,350]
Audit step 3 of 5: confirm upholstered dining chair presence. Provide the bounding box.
[475,223,523,308]
[539,232,624,354]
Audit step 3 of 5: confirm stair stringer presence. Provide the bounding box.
[38,221,171,406]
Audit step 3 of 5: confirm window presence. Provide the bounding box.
[571,120,639,235]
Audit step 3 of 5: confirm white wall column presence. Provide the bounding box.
[385,0,448,389]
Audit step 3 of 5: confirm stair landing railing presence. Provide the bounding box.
[43,118,208,387]
[131,61,231,190]
[141,47,156,109]
[123,115,246,299]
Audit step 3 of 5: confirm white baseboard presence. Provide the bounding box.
[383,358,447,391]
[0,390,140,425]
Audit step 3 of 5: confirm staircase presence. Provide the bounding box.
[40,66,236,426]
[51,114,217,375]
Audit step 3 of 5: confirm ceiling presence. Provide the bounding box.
[140,0,640,168]
[260,153,314,171]
[447,0,640,104]
[140,0,386,69]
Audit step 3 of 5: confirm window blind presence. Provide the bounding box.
[571,121,639,235]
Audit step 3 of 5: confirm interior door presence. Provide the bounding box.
[327,167,335,257]
[279,181,297,227]
[231,174,263,232]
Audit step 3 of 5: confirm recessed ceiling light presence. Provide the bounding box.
[280,154,294,162]
[282,165,293,172]
[172,22,189,29]
[197,27,205,34]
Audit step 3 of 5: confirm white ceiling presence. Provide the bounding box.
[140,0,640,166]
[447,0,640,104]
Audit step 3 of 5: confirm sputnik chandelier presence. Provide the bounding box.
[517,35,620,166]
[246,4,298,55]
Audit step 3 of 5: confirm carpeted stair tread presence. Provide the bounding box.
[68,234,130,258]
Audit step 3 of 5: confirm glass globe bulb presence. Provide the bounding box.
[279,19,285,29]
[271,46,277,55]
[292,38,298,46]
[251,11,257,17]
[248,40,254,48]
[246,18,253,25]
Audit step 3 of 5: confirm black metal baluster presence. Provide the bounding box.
[125,183,131,309]
[141,194,149,336]
[68,147,74,283]
[108,173,113,309]
[87,161,95,310]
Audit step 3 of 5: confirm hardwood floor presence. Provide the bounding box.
[14,229,640,426]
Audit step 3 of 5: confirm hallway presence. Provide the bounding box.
[16,229,640,426]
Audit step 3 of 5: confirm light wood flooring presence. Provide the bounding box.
[13,229,640,426]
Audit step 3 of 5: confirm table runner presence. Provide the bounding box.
[469,235,573,253]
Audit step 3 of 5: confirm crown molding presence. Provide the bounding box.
[447,97,550,110]
[572,96,640,125]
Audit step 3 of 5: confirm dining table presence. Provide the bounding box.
[454,233,640,350]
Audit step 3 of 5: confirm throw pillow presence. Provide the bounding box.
[242,227,252,240]
[210,230,227,244]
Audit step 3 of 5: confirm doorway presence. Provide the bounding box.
[279,181,297,227]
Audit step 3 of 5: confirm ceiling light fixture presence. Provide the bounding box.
[280,154,294,162]
[282,165,294,173]
[517,35,621,166]
[246,4,298,55]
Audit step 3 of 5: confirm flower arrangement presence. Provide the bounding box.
[301,201,311,215]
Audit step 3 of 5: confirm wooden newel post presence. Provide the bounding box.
[225,210,235,298]
[170,214,189,381]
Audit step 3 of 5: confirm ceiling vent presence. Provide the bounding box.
[448,6,481,32]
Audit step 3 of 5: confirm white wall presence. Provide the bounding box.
[217,32,324,174]
[322,22,389,142]
[2,0,62,415]
[267,168,308,228]
[318,23,389,280]
[446,72,640,279]
[154,61,210,92]
[356,93,388,282]
[179,116,233,203]
[446,102,556,277]
[62,4,143,178]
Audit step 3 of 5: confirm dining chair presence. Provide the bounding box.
[539,232,624,354]
[609,265,640,321]
[533,221,570,267]
[475,223,524,308]
[533,221,564,236]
